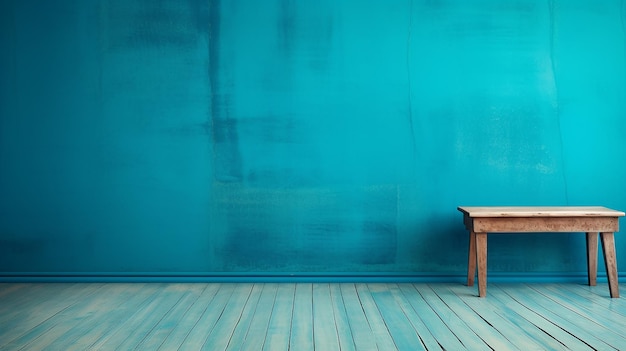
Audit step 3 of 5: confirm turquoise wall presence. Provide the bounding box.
[1,0,625,279]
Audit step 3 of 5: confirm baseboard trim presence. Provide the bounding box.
[0,272,622,283]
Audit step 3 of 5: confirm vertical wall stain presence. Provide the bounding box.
[278,0,296,54]
[620,0,626,95]
[0,1,15,178]
[406,0,417,163]
[623,0,626,47]
[209,0,242,182]
[548,0,569,204]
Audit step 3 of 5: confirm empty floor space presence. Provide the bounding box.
[1,282,625,350]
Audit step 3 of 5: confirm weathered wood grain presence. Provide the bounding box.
[0,283,624,351]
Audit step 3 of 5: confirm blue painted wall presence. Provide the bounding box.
[1,0,625,279]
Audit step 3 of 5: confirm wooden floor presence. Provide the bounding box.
[0,282,625,350]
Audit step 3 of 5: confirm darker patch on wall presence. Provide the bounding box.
[188,0,211,36]
[360,221,397,265]
[0,237,46,255]
[222,228,271,263]
[278,0,296,54]
[102,0,206,50]
[276,0,334,71]
[209,0,243,183]
[0,0,16,168]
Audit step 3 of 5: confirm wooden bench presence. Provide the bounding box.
[458,206,625,298]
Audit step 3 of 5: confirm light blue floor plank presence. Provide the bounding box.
[157,284,221,351]
[0,283,104,350]
[0,283,30,328]
[76,284,163,350]
[452,284,571,351]
[50,283,150,351]
[340,284,378,351]
[177,283,236,350]
[489,284,594,351]
[367,283,426,351]
[100,284,195,351]
[238,283,278,351]
[427,284,521,351]
[355,283,397,351]
[444,284,551,351]
[289,283,314,351]
[0,283,85,342]
[0,283,24,295]
[135,284,207,350]
[532,284,626,330]
[312,283,341,351]
[557,283,626,317]
[397,284,466,351]
[239,283,278,351]
[224,283,264,351]
[387,284,442,351]
[263,283,295,351]
[0,284,73,319]
[20,284,133,351]
[497,284,618,350]
[523,284,626,347]
[201,283,255,351]
[329,284,357,351]
[414,284,491,351]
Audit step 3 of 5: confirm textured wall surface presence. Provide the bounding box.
[1,0,625,278]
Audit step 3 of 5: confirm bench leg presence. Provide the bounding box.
[586,232,598,286]
[476,232,487,297]
[467,231,476,287]
[600,232,620,298]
